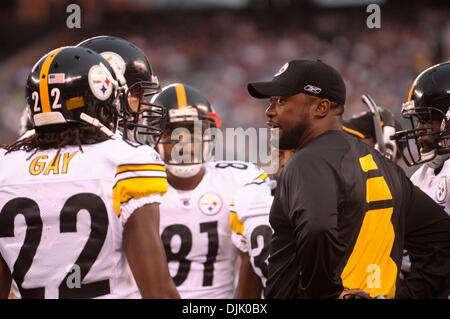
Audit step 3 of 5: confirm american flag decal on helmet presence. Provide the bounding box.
[48,73,65,84]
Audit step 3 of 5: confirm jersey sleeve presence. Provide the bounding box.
[243,163,267,185]
[229,174,273,253]
[408,165,424,186]
[235,178,274,221]
[113,145,168,225]
[230,200,248,253]
[289,158,342,298]
[214,161,266,187]
[398,180,450,298]
[265,154,343,299]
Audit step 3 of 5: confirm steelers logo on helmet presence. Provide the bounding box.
[198,192,222,216]
[100,51,126,77]
[88,63,114,100]
[274,62,289,77]
[77,36,165,146]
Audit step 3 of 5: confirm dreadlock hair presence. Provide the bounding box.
[2,123,112,160]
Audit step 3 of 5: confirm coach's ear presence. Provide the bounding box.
[312,98,331,119]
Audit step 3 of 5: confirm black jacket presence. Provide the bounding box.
[265,130,450,299]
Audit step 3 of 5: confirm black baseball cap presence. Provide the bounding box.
[248,59,346,105]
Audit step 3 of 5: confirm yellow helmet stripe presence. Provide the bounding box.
[407,61,450,102]
[175,83,188,109]
[407,83,415,102]
[39,48,64,113]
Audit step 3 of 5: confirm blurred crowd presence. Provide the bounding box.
[0,3,449,144]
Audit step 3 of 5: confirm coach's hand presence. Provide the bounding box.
[338,289,372,299]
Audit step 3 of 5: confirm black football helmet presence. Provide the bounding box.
[392,62,450,167]
[343,105,402,161]
[77,36,166,144]
[151,83,221,177]
[26,46,119,135]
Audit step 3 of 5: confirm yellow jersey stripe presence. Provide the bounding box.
[341,207,397,298]
[256,172,268,181]
[115,164,166,176]
[366,176,393,203]
[112,176,168,216]
[230,211,244,235]
[39,47,63,113]
[342,125,365,139]
[342,154,397,298]
[359,154,378,172]
[175,83,188,108]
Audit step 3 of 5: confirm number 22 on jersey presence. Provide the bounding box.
[0,194,109,299]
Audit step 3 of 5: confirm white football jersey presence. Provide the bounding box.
[410,162,450,215]
[0,135,167,299]
[230,174,275,288]
[159,161,264,298]
[404,161,450,278]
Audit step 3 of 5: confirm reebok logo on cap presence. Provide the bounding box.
[248,59,346,105]
[304,85,322,94]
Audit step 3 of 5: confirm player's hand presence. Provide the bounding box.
[338,289,371,299]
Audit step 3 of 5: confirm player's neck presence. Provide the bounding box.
[167,167,206,191]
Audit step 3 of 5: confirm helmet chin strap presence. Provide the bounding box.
[157,143,204,178]
[165,163,203,178]
[80,112,116,138]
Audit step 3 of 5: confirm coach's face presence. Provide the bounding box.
[265,92,314,150]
